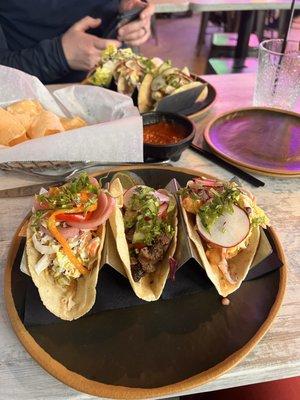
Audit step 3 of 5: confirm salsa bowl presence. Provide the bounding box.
[142,111,195,161]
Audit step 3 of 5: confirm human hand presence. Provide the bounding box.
[62,16,121,70]
[118,1,155,46]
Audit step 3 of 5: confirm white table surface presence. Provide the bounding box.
[0,73,299,400]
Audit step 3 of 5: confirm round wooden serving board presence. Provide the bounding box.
[5,166,287,399]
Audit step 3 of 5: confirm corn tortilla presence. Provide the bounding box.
[181,199,260,297]
[26,223,106,321]
[109,179,178,301]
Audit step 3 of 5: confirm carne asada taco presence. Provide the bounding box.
[179,177,269,297]
[26,173,115,320]
[138,61,208,113]
[85,45,160,96]
[109,179,178,301]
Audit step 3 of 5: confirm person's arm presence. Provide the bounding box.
[0,17,120,84]
[0,25,70,84]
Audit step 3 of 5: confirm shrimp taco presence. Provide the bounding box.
[26,173,115,320]
[109,179,178,301]
[179,177,269,297]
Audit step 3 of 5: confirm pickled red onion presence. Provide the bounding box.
[67,192,114,229]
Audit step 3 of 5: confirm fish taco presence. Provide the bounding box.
[109,179,178,301]
[26,173,115,320]
[179,177,269,297]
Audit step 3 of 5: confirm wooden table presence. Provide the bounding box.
[0,73,299,400]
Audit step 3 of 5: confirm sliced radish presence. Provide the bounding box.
[123,185,156,208]
[190,178,223,188]
[123,186,138,208]
[154,189,170,204]
[196,205,250,248]
[89,176,99,188]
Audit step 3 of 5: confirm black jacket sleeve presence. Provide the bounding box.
[0,25,70,84]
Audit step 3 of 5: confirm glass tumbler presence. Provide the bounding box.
[253,39,300,111]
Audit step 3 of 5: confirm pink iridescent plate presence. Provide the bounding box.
[204,107,300,177]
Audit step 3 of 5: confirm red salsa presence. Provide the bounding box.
[143,121,187,145]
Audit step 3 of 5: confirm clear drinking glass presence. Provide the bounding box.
[253,39,300,111]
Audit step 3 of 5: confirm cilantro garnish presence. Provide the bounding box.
[198,185,240,232]
[36,173,99,210]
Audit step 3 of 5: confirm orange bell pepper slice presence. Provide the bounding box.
[47,205,96,276]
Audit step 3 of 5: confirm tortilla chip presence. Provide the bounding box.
[0,108,26,146]
[60,116,87,131]
[27,110,64,139]
[109,179,178,301]
[181,201,260,297]
[7,99,43,131]
[138,73,154,113]
[26,223,106,320]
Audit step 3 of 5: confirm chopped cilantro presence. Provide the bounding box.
[31,210,48,228]
[124,186,174,246]
[198,184,241,232]
[36,173,99,210]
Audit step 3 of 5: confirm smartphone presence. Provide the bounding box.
[105,5,146,39]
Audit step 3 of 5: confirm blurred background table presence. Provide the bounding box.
[150,0,300,74]
[152,0,190,13]
[0,73,299,399]
[191,0,300,72]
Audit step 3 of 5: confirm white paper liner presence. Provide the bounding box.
[0,66,143,162]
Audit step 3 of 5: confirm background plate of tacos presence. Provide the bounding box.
[84,45,217,117]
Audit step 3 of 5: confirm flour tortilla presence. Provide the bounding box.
[138,73,154,113]
[109,179,178,301]
[181,201,260,297]
[138,75,208,113]
[26,223,105,320]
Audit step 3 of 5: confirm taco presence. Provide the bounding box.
[109,179,178,301]
[138,62,208,112]
[26,173,115,320]
[179,177,269,297]
[86,45,160,96]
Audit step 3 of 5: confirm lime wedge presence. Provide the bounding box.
[111,171,144,189]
